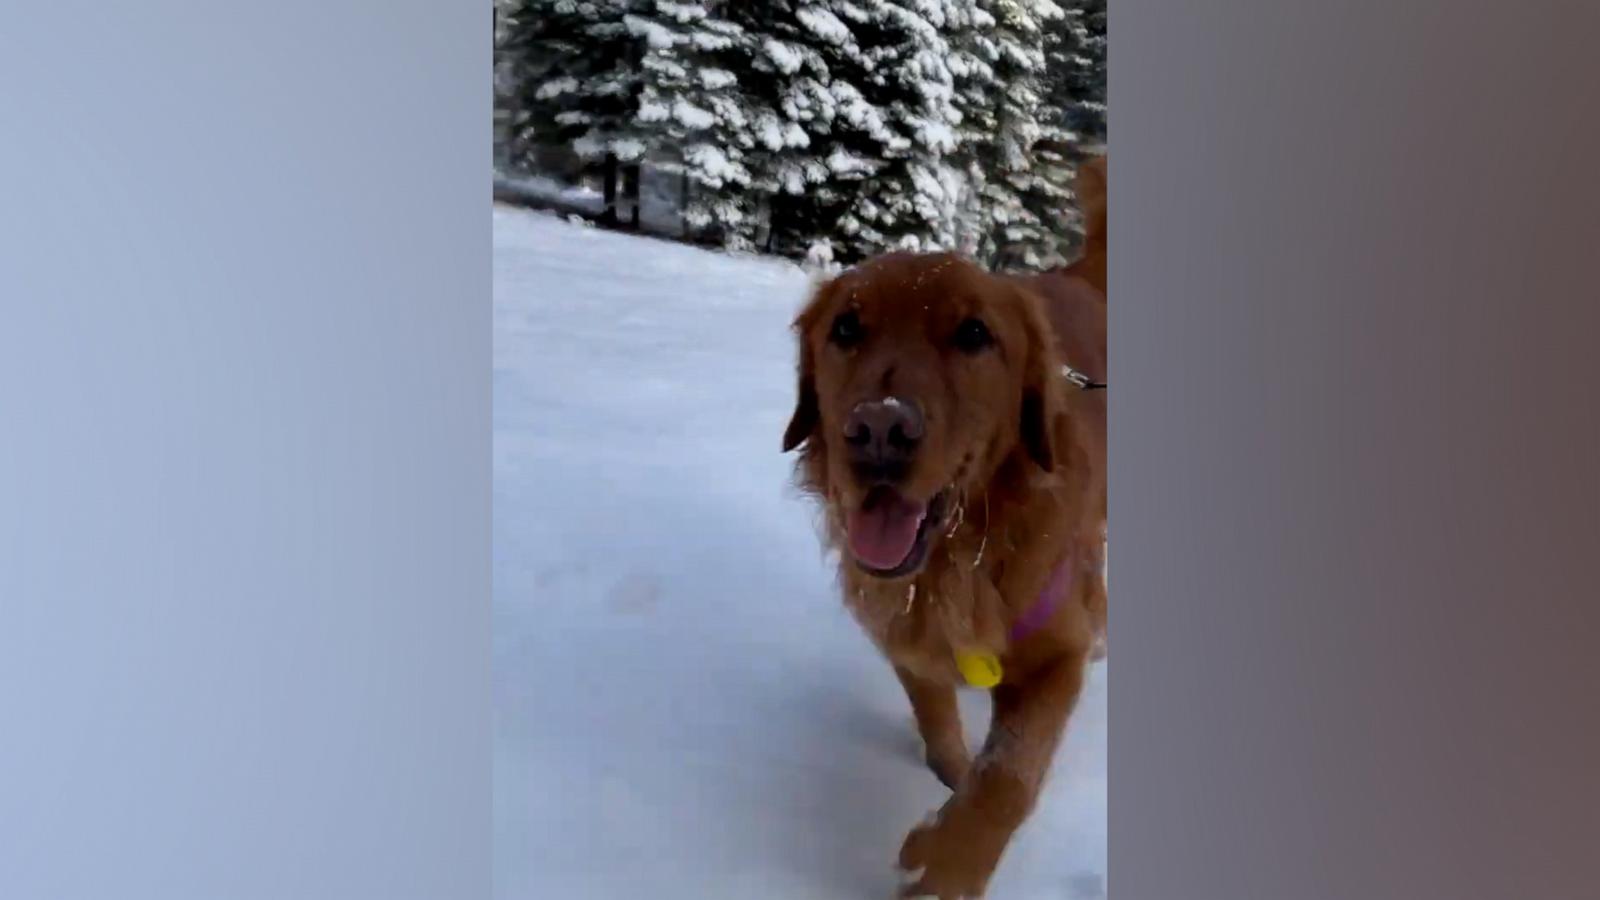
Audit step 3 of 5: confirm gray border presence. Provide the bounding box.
[0,3,490,897]
[1112,2,1600,897]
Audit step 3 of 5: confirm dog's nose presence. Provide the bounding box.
[844,398,923,477]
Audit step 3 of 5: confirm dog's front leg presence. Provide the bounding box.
[896,665,971,790]
[896,653,1086,899]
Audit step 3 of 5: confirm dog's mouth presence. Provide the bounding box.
[845,486,949,579]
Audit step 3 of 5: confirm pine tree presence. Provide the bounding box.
[627,2,769,248]
[934,1,1081,272]
[832,1,969,259]
[1025,0,1105,261]
[941,1,995,260]
[491,0,1109,267]
[737,2,971,264]
[495,1,653,224]
[722,2,880,263]
[493,0,518,170]
[1059,0,1107,149]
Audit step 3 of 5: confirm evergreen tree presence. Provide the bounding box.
[1059,0,1107,148]
[495,1,653,223]
[739,2,970,264]
[627,2,768,248]
[491,0,1110,266]
[725,2,883,263]
[954,0,1078,271]
[1028,0,1106,259]
[832,1,969,259]
[493,0,517,169]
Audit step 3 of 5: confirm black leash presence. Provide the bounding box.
[1062,365,1107,391]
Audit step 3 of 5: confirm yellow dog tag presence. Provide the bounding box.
[956,651,1003,688]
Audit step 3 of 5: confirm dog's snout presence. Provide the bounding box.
[845,398,923,479]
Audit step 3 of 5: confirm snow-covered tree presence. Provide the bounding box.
[733,2,972,264]
[495,1,653,223]
[1057,0,1107,149]
[948,1,1078,271]
[718,2,878,260]
[492,0,1110,267]
[625,3,769,247]
[1003,0,1104,264]
[831,1,970,259]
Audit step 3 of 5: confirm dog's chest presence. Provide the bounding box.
[841,561,1010,685]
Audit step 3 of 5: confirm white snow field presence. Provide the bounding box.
[494,205,1106,899]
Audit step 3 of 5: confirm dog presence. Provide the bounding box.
[1020,153,1106,617]
[781,157,1108,898]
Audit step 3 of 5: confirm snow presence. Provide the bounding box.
[684,143,740,186]
[763,38,804,75]
[493,173,603,214]
[777,161,807,194]
[699,68,737,90]
[832,83,894,144]
[625,15,677,51]
[911,117,959,154]
[757,114,786,151]
[837,1,872,25]
[827,147,879,177]
[657,0,703,20]
[494,207,1106,900]
[638,100,670,123]
[671,97,715,130]
[534,77,580,101]
[798,8,853,46]
[691,29,737,53]
[611,138,648,162]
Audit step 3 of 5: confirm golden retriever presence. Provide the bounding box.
[780,156,1108,899]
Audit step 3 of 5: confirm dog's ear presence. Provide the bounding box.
[781,279,834,452]
[781,351,818,452]
[1014,285,1065,473]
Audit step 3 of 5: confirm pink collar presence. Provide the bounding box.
[1010,553,1076,643]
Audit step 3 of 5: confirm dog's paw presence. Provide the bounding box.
[895,803,1006,899]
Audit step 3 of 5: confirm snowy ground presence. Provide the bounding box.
[493,206,1106,899]
[494,167,686,235]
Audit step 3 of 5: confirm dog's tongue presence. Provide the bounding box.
[846,490,927,571]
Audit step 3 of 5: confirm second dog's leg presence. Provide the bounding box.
[895,665,970,789]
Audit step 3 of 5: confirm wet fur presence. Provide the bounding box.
[787,261,1102,674]
[781,155,1107,897]
[1021,155,1108,648]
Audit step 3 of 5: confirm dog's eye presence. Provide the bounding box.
[953,317,993,354]
[828,310,863,349]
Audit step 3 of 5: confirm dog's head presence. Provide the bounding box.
[783,252,1065,580]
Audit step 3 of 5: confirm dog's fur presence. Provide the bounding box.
[782,156,1107,897]
[1062,155,1106,294]
[1021,154,1107,555]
